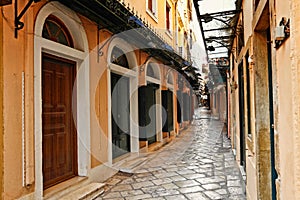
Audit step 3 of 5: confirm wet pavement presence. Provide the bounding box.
[96,108,246,200]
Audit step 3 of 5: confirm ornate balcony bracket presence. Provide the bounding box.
[14,0,41,38]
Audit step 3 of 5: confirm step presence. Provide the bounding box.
[119,157,148,173]
[44,177,90,200]
[60,182,105,200]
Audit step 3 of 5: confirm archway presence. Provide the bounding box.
[34,1,90,195]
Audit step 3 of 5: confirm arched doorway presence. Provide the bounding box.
[41,15,77,189]
[138,61,162,145]
[34,2,90,195]
[107,37,138,160]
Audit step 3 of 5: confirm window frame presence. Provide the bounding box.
[42,15,74,48]
[146,0,158,22]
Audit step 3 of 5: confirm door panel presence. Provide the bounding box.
[138,84,157,145]
[42,54,77,189]
[111,73,130,159]
[177,91,182,123]
[238,62,246,169]
[162,90,174,132]
[145,86,156,144]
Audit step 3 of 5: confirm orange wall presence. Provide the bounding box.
[0,1,190,198]
[80,18,111,168]
[0,1,111,198]
[0,8,4,200]
[1,1,39,198]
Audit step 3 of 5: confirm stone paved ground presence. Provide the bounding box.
[96,108,246,200]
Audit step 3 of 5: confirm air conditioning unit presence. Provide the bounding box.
[275,26,285,41]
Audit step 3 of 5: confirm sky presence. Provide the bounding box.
[198,0,236,14]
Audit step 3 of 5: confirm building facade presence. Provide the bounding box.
[0,0,201,199]
[227,0,300,199]
[193,0,300,198]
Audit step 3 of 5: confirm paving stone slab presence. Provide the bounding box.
[120,190,144,197]
[179,186,204,194]
[165,194,188,200]
[174,180,200,188]
[98,109,246,200]
[185,192,210,200]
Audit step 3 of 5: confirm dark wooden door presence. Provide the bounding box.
[111,73,130,159]
[162,90,173,132]
[138,84,157,145]
[238,62,246,170]
[145,85,156,144]
[42,54,77,189]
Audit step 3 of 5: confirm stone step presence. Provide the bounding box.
[44,177,90,200]
[60,182,106,200]
[119,157,148,173]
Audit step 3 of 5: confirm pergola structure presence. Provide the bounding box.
[193,0,242,85]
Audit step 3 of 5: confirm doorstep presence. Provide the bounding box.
[44,176,105,200]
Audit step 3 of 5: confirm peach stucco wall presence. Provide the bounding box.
[0,8,4,200]
[1,1,43,198]
[0,0,190,199]
[0,1,111,198]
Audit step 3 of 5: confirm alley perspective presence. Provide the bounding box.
[95,108,246,200]
[0,0,299,199]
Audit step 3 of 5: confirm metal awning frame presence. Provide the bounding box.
[193,0,242,60]
[57,0,200,88]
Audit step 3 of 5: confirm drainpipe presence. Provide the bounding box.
[267,29,277,200]
[174,0,178,51]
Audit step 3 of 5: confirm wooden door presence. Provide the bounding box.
[238,62,246,169]
[42,54,77,189]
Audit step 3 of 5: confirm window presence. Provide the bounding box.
[146,63,160,79]
[166,4,171,31]
[148,0,153,12]
[254,0,260,11]
[147,0,157,18]
[110,46,129,68]
[42,15,73,47]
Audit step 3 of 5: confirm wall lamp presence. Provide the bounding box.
[207,46,215,51]
[207,39,230,54]
[275,17,290,49]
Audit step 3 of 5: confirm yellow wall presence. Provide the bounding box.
[124,0,189,49]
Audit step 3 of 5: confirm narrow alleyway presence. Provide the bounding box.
[96,108,246,200]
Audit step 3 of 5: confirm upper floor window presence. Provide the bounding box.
[42,15,73,47]
[254,0,260,11]
[147,0,158,19]
[166,3,171,32]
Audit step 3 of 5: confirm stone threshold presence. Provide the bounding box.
[44,176,105,200]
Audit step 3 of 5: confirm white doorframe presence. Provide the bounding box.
[145,61,162,143]
[34,2,90,198]
[106,38,139,164]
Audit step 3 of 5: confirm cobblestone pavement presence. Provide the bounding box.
[96,108,246,200]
